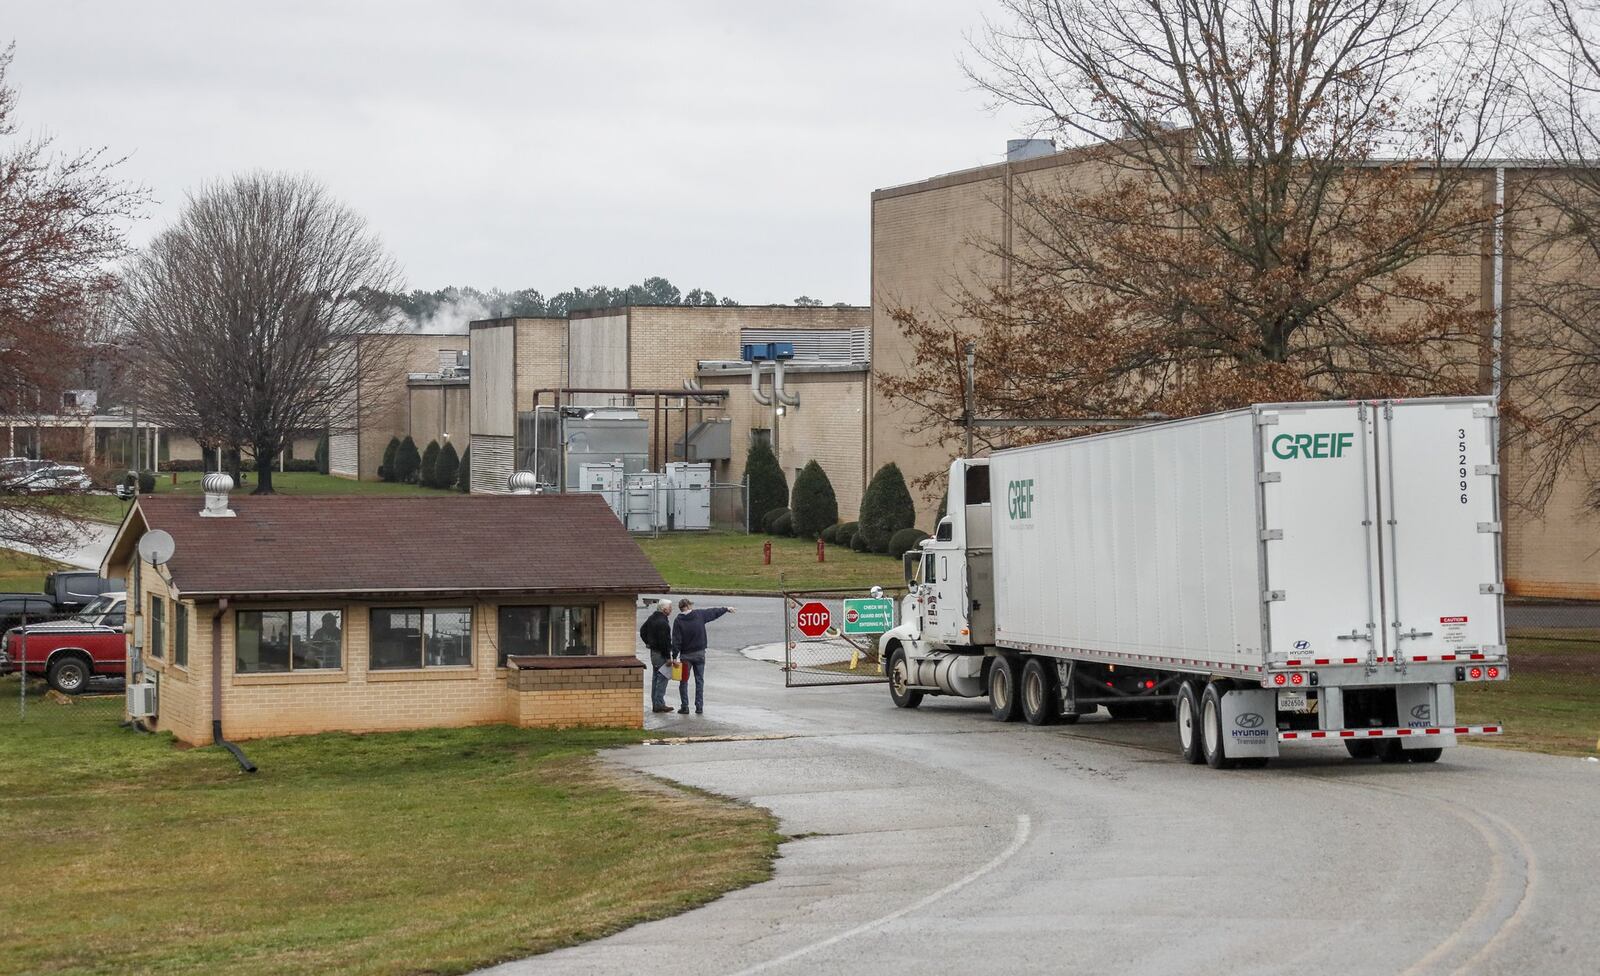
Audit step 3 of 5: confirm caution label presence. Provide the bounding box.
[1439,615,1469,645]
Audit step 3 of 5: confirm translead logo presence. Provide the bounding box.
[1007,479,1035,521]
[1271,431,1356,460]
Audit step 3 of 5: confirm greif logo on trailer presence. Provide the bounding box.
[1271,431,1355,460]
[1007,479,1035,521]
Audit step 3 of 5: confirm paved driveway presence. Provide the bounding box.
[482,595,1599,976]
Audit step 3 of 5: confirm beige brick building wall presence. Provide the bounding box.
[343,334,469,481]
[407,383,470,455]
[871,151,1597,596]
[130,581,644,744]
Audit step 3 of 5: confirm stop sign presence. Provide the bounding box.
[796,601,831,638]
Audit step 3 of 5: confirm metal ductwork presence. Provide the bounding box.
[772,359,800,408]
[750,365,773,406]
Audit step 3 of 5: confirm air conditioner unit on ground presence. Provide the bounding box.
[126,681,157,718]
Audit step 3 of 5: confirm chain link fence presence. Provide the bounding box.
[565,482,750,536]
[2,607,127,726]
[781,588,891,687]
[1456,599,1600,756]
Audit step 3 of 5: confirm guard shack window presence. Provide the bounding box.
[497,605,598,666]
[370,608,471,669]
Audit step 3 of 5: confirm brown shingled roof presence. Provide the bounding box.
[113,493,668,598]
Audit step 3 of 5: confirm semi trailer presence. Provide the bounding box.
[878,397,1508,768]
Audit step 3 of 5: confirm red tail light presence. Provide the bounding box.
[1486,666,1500,679]
[1273,673,1287,686]
[1290,673,1304,686]
[1469,666,1483,680]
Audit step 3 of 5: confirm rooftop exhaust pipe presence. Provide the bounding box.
[750,365,773,406]
[199,472,236,518]
[508,470,539,495]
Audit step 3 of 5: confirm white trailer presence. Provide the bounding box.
[878,397,1508,768]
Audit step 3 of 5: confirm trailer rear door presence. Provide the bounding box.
[1258,402,1385,663]
[1375,399,1504,661]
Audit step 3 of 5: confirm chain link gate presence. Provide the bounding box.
[782,588,890,687]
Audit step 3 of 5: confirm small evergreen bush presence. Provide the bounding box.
[858,463,917,553]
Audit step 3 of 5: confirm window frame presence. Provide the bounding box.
[234,608,346,674]
[495,603,600,666]
[174,602,188,668]
[368,606,474,671]
[148,595,165,660]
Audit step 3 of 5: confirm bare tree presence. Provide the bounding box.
[882,0,1515,483]
[0,44,142,552]
[119,173,400,493]
[1507,0,1600,510]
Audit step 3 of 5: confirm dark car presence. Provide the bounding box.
[0,594,60,634]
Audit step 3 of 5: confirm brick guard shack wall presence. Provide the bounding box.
[506,655,645,729]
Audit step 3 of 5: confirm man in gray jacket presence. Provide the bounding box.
[671,598,734,714]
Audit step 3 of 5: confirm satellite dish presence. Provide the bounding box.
[137,529,176,567]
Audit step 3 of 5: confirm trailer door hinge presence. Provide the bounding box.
[1256,412,1281,427]
[1257,471,1281,484]
[1477,522,1502,534]
[1473,405,1499,419]
[1474,464,1500,476]
[1479,583,1505,595]
[1263,590,1286,603]
[1260,529,1283,541]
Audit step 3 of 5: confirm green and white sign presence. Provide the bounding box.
[842,598,895,635]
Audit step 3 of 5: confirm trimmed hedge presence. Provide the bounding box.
[820,524,839,544]
[420,440,441,488]
[850,530,869,552]
[887,527,930,557]
[381,437,400,482]
[858,463,917,553]
[435,442,460,491]
[772,510,794,536]
[457,446,471,492]
[762,506,792,535]
[395,436,421,484]
[745,440,788,532]
[789,461,838,539]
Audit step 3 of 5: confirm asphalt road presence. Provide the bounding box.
[480,595,1599,976]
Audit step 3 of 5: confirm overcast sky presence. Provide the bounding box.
[7,1,1032,306]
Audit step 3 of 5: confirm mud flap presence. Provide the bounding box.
[1396,683,1457,749]
[1221,687,1280,759]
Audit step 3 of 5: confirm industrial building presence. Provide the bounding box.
[869,142,1600,599]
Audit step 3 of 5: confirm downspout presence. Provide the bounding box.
[211,597,257,773]
[1492,166,1505,399]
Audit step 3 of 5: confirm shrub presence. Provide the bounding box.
[835,521,858,546]
[314,433,329,474]
[859,463,917,553]
[850,529,869,552]
[137,470,156,494]
[394,436,421,484]
[381,437,400,482]
[888,527,930,557]
[456,446,471,492]
[420,440,441,488]
[773,510,795,536]
[744,440,788,531]
[435,442,460,491]
[820,524,839,544]
[789,460,838,539]
[282,458,319,473]
[762,506,791,534]
[162,459,207,472]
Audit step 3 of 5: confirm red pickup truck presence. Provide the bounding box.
[0,593,127,693]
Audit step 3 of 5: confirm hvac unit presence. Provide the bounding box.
[126,681,158,718]
[623,473,669,532]
[665,462,712,530]
[578,461,626,520]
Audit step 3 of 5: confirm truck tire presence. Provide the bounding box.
[1020,657,1058,725]
[1200,682,1238,769]
[1406,747,1444,764]
[1176,681,1205,764]
[1377,740,1408,763]
[888,649,923,709]
[47,656,90,695]
[1344,740,1379,760]
[988,655,1022,722]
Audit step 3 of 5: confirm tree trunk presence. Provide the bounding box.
[253,444,276,494]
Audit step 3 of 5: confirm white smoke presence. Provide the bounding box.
[386,294,493,334]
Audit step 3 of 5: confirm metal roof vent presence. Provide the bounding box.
[1006,138,1056,162]
[508,470,539,495]
[199,472,236,518]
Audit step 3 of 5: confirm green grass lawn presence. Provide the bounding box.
[638,530,905,594]
[59,471,457,525]
[1458,632,1600,757]
[0,550,70,592]
[0,686,779,976]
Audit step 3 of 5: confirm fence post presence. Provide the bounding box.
[17,610,25,720]
[763,540,772,565]
[817,538,825,563]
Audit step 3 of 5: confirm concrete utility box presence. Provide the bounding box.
[666,462,712,530]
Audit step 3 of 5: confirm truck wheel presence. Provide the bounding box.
[1377,740,1408,763]
[1344,740,1379,760]
[47,656,90,695]
[888,649,923,709]
[988,655,1022,722]
[1200,683,1238,769]
[1176,681,1205,764]
[1406,747,1444,764]
[1020,657,1058,726]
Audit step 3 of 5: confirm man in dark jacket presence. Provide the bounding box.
[671,598,734,714]
[639,599,675,713]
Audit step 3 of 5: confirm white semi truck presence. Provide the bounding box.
[879,397,1508,768]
